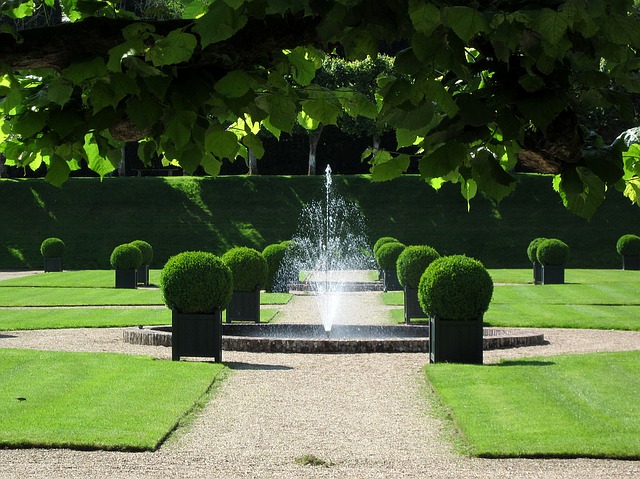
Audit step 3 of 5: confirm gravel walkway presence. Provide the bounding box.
[0,272,639,478]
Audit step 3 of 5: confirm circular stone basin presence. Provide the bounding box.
[123,324,545,354]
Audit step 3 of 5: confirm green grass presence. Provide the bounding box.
[0,286,163,306]
[425,351,640,458]
[2,175,640,270]
[0,307,279,331]
[385,269,640,330]
[0,348,226,451]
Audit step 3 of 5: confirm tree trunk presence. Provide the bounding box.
[373,133,381,150]
[118,145,127,177]
[308,124,324,175]
[0,153,5,178]
[247,148,258,175]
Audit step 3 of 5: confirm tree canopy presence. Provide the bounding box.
[1,0,640,218]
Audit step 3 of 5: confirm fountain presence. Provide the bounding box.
[123,165,545,353]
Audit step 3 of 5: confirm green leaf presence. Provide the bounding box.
[44,155,71,187]
[255,93,297,133]
[536,8,570,45]
[204,126,240,159]
[193,2,248,48]
[173,146,202,175]
[445,6,489,42]
[297,110,320,130]
[516,93,567,132]
[460,177,478,212]
[417,78,458,118]
[471,149,517,203]
[146,31,197,67]
[456,94,493,127]
[380,101,434,130]
[47,77,74,106]
[84,134,116,178]
[201,153,223,176]
[284,47,319,86]
[164,111,196,150]
[583,146,624,185]
[241,133,265,159]
[408,0,440,35]
[12,111,47,138]
[214,71,258,98]
[301,98,341,126]
[623,178,640,206]
[419,142,467,179]
[126,94,163,130]
[62,57,107,85]
[396,129,422,149]
[370,153,410,182]
[557,167,606,219]
[107,39,145,72]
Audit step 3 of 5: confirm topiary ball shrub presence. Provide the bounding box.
[418,255,493,320]
[527,237,546,263]
[110,243,143,270]
[373,236,399,257]
[130,240,153,265]
[536,239,570,266]
[262,243,288,292]
[375,242,406,271]
[160,251,233,314]
[616,234,640,256]
[396,245,441,289]
[40,238,65,258]
[221,247,268,292]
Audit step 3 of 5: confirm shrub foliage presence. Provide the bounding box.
[110,244,143,270]
[418,255,493,320]
[536,239,570,266]
[160,251,233,313]
[40,238,65,258]
[262,243,289,292]
[527,237,547,263]
[130,240,153,265]
[396,245,441,289]
[221,247,268,292]
[375,242,406,270]
[373,236,398,257]
[616,234,640,256]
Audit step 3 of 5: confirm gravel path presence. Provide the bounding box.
[1,272,639,478]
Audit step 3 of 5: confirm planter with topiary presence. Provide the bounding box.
[263,243,289,293]
[222,247,268,323]
[41,237,65,272]
[616,234,640,270]
[375,242,406,292]
[110,243,143,289]
[536,239,570,284]
[396,245,440,323]
[161,251,233,362]
[130,240,153,286]
[373,236,398,279]
[527,237,546,285]
[419,255,493,364]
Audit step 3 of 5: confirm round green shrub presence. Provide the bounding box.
[130,240,153,265]
[110,243,143,270]
[262,243,288,292]
[527,237,546,263]
[536,239,570,266]
[396,245,441,289]
[375,242,406,271]
[160,251,233,313]
[616,234,640,256]
[418,255,493,320]
[373,236,399,256]
[40,237,65,258]
[221,247,268,292]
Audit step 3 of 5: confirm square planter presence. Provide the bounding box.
[383,269,402,292]
[622,255,640,270]
[44,257,62,273]
[532,261,542,284]
[429,316,483,364]
[136,264,150,286]
[542,265,565,284]
[115,269,137,289]
[226,290,260,323]
[172,309,222,362]
[404,287,426,323]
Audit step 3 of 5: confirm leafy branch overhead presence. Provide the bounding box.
[1,0,640,218]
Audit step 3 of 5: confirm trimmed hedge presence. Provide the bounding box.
[527,237,546,263]
[130,240,153,265]
[375,242,406,271]
[110,244,143,270]
[616,234,640,256]
[396,245,441,289]
[373,236,399,257]
[160,251,233,313]
[262,242,289,292]
[418,255,493,320]
[221,247,268,292]
[537,239,570,266]
[40,238,65,258]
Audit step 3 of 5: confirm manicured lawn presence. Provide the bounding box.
[0,308,279,331]
[0,349,227,451]
[384,269,640,330]
[425,351,640,458]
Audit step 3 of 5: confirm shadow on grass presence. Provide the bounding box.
[495,360,556,367]
[225,362,294,371]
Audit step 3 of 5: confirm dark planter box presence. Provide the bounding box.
[172,309,222,362]
[542,265,565,284]
[44,257,62,273]
[136,264,150,286]
[404,287,426,323]
[226,290,260,323]
[429,316,483,364]
[115,269,137,289]
[383,269,402,292]
[622,255,640,270]
[532,262,542,284]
